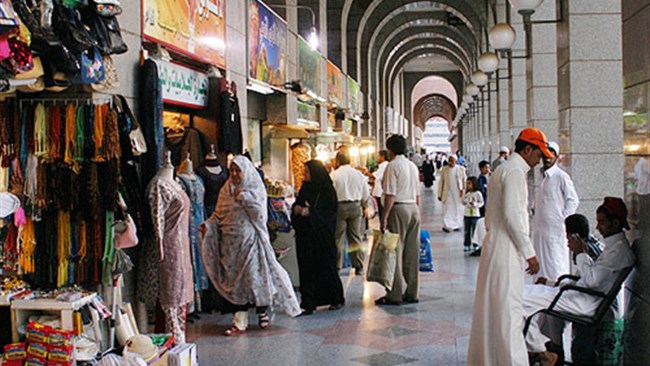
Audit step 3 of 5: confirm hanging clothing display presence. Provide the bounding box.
[0,98,121,290]
[217,80,242,154]
[140,59,165,183]
[176,173,208,293]
[196,162,228,216]
[164,127,204,167]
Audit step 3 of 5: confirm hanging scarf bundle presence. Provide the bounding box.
[35,162,47,209]
[104,107,120,161]
[75,221,87,284]
[56,210,71,287]
[24,153,38,206]
[102,210,114,285]
[75,104,85,162]
[64,103,78,172]
[33,103,48,159]
[0,102,12,166]
[3,223,18,271]
[92,219,103,284]
[19,218,36,274]
[48,105,62,161]
[93,104,106,162]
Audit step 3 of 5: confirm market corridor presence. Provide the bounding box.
[186,185,479,365]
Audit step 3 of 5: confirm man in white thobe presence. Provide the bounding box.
[492,145,510,171]
[532,141,580,281]
[438,154,466,232]
[468,127,553,366]
[524,197,635,365]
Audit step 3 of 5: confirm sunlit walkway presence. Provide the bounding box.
[187,183,480,365]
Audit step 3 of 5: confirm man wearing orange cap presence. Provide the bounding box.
[522,197,635,365]
[468,127,553,366]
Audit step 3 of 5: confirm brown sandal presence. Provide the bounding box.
[224,325,246,336]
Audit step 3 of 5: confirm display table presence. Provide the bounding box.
[10,293,97,342]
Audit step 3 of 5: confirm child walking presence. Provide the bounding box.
[462,177,484,252]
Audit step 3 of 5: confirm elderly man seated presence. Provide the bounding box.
[522,197,636,366]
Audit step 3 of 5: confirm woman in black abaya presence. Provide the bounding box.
[291,160,345,315]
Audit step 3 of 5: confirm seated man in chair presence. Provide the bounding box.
[523,197,636,365]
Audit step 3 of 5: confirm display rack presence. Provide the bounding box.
[10,293,97,342]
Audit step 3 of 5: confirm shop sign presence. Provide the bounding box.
[248,0,287,87]
[297,101,318,124]
[326,60,343,106]
[347,76,360,113]
[299,38,322,98]
[159,61,209,108]
[143,0,226,67]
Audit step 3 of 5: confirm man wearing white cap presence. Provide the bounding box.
[492,146,510,171]
[438,154,466,232]
[532,141,580,282]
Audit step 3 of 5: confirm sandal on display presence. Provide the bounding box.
[258,313,270,329]
[223,325,246,336]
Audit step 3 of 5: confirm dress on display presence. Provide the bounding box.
[177,173,209,292]
[164,127,204,167]
[217,80,242,155]
[147,174,194,343]
[196,163,228,216]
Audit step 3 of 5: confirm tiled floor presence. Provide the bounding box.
[187,185,480,365]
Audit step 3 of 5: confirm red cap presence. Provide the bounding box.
[516,128,553,159]
[600,197,630,230]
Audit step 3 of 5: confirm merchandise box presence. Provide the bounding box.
[169,343,197,366]
[147,349,169,366]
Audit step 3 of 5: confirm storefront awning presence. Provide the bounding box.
[267,124,313,139]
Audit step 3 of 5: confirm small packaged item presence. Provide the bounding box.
[47,362,74,366]
[26,322,52,343]
[27,343,49,359]
[3,343,27,361]
[48,329,74,347]
[2,360,24,366]
[25,357,47,366]
[47,346,74,363]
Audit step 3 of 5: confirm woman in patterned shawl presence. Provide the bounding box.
[201,155,300,336]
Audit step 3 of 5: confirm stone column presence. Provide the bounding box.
[557,1,624,218]
[526,0,559,141]
[509,12,528,139]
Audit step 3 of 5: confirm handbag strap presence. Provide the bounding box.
[113,94,139,130]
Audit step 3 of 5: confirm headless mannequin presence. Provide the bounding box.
[178,153,196,178]
[204,144,223,175]
[157,151,175,182]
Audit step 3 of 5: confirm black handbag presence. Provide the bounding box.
[52,2,97,54]
[82,9,127,55]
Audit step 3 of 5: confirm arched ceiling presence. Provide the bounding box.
[327,0,490,119]
[413,93,457,129]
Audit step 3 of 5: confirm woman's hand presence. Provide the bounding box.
[199,222,207,233]
[234,188,243,202]
[293,205,303,215]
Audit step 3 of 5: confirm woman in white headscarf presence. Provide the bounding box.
[201,155,300,336]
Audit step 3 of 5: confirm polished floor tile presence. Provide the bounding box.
[187,184,479,365]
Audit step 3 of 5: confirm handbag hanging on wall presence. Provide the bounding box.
[82,0,127,55]
[70,47,105,84]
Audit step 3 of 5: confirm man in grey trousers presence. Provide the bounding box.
[376,135,421,305]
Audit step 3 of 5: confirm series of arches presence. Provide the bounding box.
[317,0,489,132]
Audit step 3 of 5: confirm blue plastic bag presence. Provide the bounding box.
[419,230,434,272]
